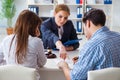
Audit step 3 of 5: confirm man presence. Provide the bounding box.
[58,8,120,80]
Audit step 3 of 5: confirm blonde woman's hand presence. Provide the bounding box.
[60,53,67,60]
[55,40,67,60]
[59,46,67,60]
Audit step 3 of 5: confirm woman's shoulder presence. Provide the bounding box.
[65,20,73,25]
[28,36,44,51]
[67,19,72,22]
[42,17,53,24]
[41,17,55,29]
[0,34,15,48]
[64,20,74,28]
[2,34,14,43]
[29,36,43,44]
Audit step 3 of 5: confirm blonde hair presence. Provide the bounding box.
[54,4,70,15]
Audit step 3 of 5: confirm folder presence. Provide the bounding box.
[80,0,83,4]
[76,21,82,32]
[86,6,92,12]
[52,38,82,50]
[76,0,80,4]
[104,0,112,4]
[109,0,112,4]
[28,6,39,15]
[77,7,82,18]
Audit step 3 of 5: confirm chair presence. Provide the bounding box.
[88,67,120,80]
[0,65,37,80]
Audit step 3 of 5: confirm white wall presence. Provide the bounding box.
[0,0,27,28]
[0,0,120,31]
[111,0,120,32]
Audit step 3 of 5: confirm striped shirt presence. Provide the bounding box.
[70,26,120,80]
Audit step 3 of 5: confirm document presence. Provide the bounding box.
[54,57,73,69]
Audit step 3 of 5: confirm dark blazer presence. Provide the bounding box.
[40,17,79,50]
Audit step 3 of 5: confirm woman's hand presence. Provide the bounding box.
[59,46,67,60]
[56,40,67,60]
[60,52,67,60]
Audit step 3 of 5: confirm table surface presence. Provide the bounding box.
[40,49,80,71]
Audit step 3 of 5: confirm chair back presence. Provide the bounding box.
[0,65,37,80]
[88,67,120,80]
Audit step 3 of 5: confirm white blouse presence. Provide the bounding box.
[0,34,47,80]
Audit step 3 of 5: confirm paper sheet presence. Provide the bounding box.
[54,57,73,69]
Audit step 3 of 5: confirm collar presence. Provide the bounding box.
[90,26,109,39]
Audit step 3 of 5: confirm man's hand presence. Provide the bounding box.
[58,61,71,80]
[58,61,69,70]
[72,56,79,64]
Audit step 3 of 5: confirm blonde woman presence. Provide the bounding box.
[41,4,79,59]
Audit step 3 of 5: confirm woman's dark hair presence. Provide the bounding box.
[83,8,106,26]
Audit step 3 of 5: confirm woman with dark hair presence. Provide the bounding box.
[0,10,47,80]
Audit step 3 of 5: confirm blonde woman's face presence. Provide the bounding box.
[54,10,69,27]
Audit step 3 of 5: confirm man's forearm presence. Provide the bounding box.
[62,67,71,80]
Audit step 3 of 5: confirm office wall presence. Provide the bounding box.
[0,0,120,31]
[0,0,27,28]
[111,0,120,32]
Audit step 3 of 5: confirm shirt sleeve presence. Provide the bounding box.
[40,23,59,48]
[70,44,101,80]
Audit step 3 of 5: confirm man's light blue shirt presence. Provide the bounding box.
[71,26,120,80]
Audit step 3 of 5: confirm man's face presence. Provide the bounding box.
[83,21,91,40]
[54,10,69,27]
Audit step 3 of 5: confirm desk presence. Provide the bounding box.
[39,50,80,80]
